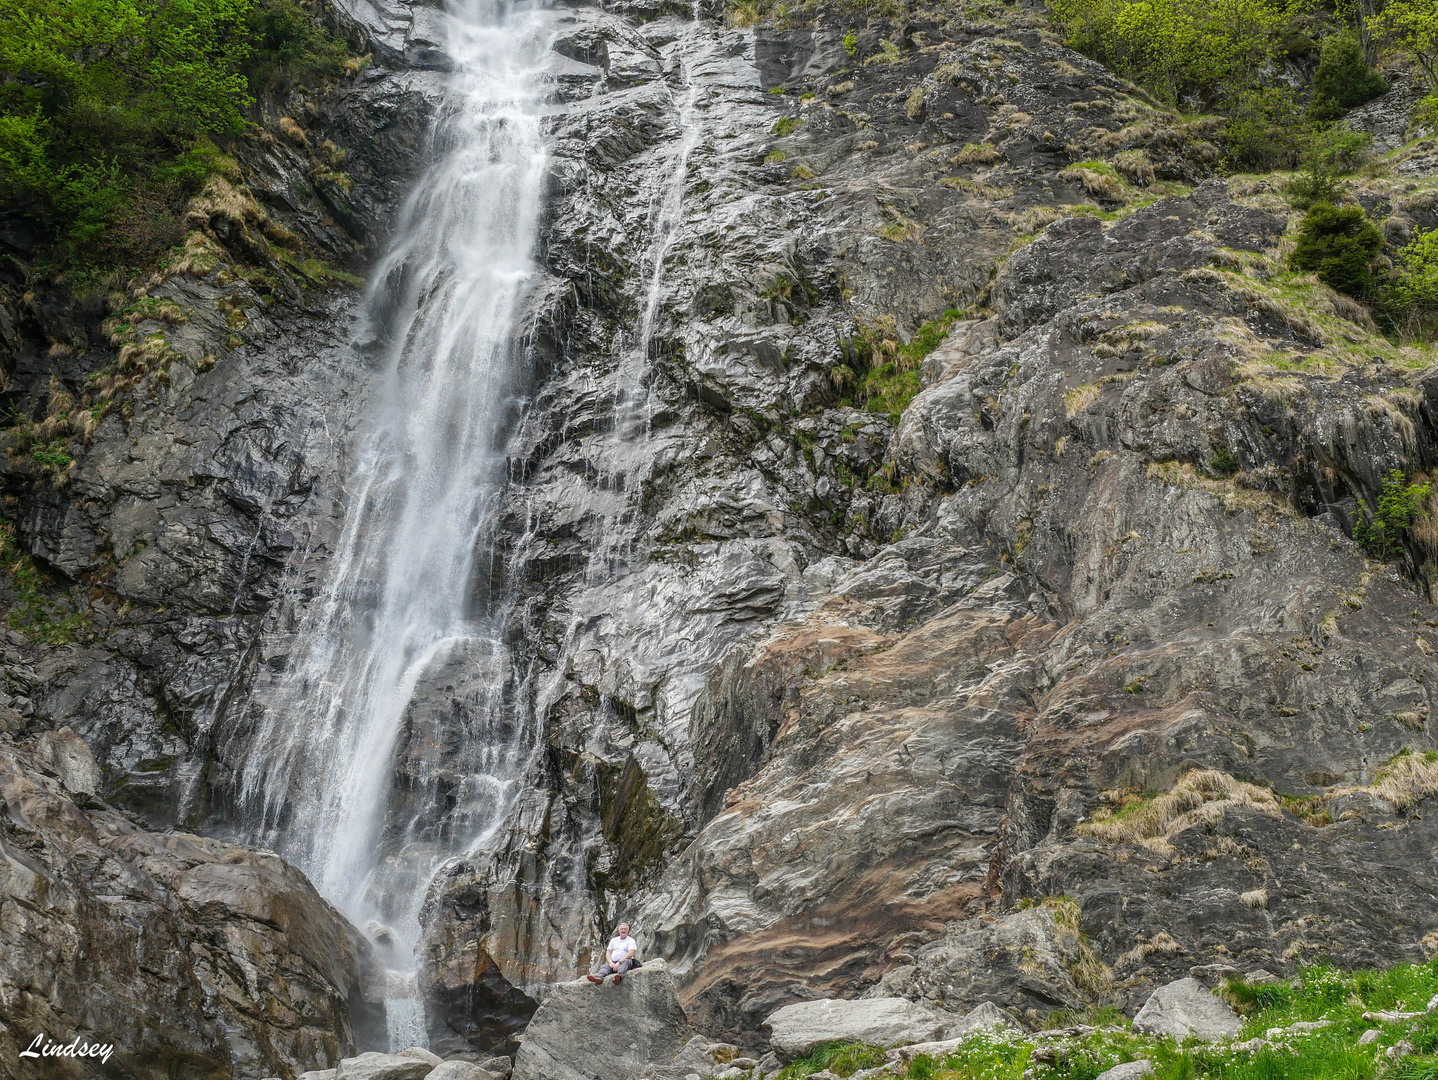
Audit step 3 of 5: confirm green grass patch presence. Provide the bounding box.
[0,519,92,645]
[778,1042,887,1080]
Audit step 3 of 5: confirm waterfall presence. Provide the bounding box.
[233,0,552,1012]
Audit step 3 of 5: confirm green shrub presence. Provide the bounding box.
[1223,86,1304,170]
[1049,0,1292,105]
[1385,228,1438,336]
[1354,469,1431,562]
[1309,34,1386,121]
[0,0,347,279]
[1289,203,1382,296]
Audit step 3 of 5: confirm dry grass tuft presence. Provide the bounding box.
[1058,165,1127,201]
[1112,149,1155,187]
[1065,383,1101,416]
[1337,751,1438,813]
[1080,769,1283,856]
[955,141,1000,164]
[1241,887,1269,909]
[1364,394,1418,449]
[278,116,308,146]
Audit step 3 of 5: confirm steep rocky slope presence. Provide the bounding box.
[1,0,1437,1065]
[0,720,382,1079]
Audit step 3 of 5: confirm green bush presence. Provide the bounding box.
[1289,203,1383,296]
[1049,0,1292,105]
[1309,33,1386,121]
[1354,469,1431,562]
[1385,227,1438,336]
[1223,86,1304,170]
[0,0,346,279]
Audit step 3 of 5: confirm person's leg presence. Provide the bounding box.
[613,958,633,983]
[588,962,615,984]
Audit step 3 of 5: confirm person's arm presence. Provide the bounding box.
[623,939,636,962]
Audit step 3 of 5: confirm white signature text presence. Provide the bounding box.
[19,1033,115,1064]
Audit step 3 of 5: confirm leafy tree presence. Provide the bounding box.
[1384,228,1438,336]
[1050,0,1292,105]
[1309,33,1386,120]
[0,0,344,276]
[1377,0,1438,89]
[1224,87,1305,170]
[1355,469,1432,561]
[1290,203,1383,296]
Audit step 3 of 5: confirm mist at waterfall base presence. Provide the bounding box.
[232,0,551,1049]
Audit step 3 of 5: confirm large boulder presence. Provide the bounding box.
[1132,979,1243,1042]
[0,737,384,1080]
[763,998,950,1062]
[511,961,692,1080]
[334,1053,436,1080]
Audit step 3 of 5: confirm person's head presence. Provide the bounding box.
[618,923,630,937]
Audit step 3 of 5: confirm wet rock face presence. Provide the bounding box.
[4,0,1438,1063]
[0,726,382,1080]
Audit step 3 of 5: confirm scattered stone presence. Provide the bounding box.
[1387,1040,1414,1061]
[763,997,949,1062]
[1132,979,1243,1042]
[1244,970,1280,985]
[1360,1029,1382,1045]
[298,1072,337,1080]
[1364,1010,1424,1023]
[1094,1063,1155,1080]
[429,1063,501,1080]
[1429,994,1438,1012]
[400,1049,445,1067]
[758,1052,781,1075]
[476,1058,512,1079]
[511,960,693,1080]
[334,1053,436,1080]
[948,1001,1020,1035]
[1229,1039,1268,1054]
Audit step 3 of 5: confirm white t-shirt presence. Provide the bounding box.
[608,935,637,964]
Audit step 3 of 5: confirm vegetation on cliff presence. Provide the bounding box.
[0,0,349,279]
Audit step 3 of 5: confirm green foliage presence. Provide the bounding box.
[1353,468,1431,561]
[1049,0,1291,104]
[1309,34,1386,121]
[777,1043,887,1080]
[844,29,859,54]
[1378,0,1438,90]
[1384,228,1438,337]
[1223,87,1304,170]
[0,519,92,644]
[0,0,347,277]
[773,117,801,135]
[1286,125,1371,210]
[840,308,963,423]
[1289,203,1382,296]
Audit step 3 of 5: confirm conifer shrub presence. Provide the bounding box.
[1289,203,1383,296]
[1308,34,1386,121]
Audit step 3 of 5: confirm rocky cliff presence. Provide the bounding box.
[2,0,1437,1068]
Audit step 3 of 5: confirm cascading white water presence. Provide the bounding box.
[235,0,551,994]
[585,43,703,579]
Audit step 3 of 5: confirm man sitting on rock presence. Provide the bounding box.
[588,923,641,984]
